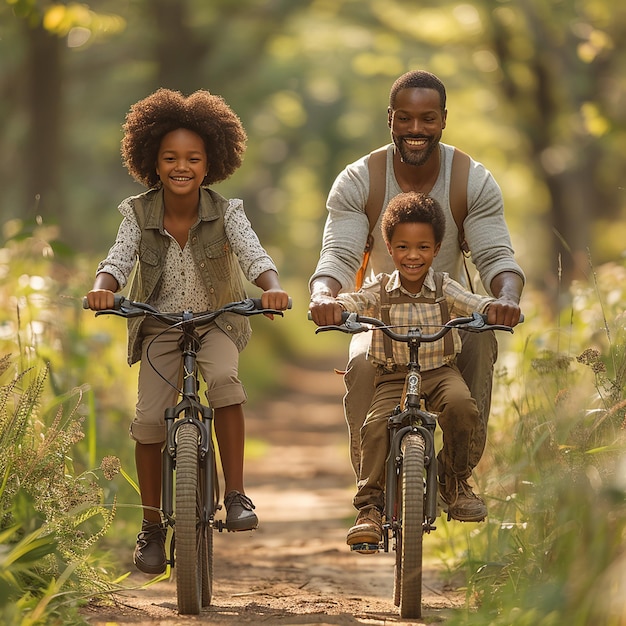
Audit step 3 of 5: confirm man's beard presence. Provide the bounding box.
[393,134,439,166]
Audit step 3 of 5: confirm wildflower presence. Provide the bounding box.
[576,348,607,374]
[100,455,121,480]
[555,388,571,406]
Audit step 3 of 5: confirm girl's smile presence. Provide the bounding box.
[156,128,208,198]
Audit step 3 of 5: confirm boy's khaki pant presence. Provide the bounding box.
[353,363,480,511]
[344,330,497,479]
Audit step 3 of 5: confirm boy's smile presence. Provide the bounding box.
[386,221,440,293]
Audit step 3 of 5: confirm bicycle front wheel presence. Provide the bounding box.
[397,432,425,619]
[175,422,211,614]
[199,448,214,608]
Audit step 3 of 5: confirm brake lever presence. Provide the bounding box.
[227,298,290,317]
[466,312,488,330]
[94,307,146,318]
[94,309,126,318]
[465,312,515,333]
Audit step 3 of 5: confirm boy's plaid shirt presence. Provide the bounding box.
[337,268,494,372]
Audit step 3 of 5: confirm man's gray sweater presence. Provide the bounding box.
[310,143,525,296]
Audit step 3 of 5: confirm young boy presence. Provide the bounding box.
[314,191,516,546]
[85,89,290,574]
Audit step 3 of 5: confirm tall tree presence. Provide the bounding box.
[23,20,63,219]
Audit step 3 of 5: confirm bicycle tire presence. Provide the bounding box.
[199,451,214,607]
[175,422,204,615]
[393,470,402,607]
[398,432,425,619]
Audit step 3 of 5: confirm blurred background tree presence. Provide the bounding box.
[1,2,626,621]
[1,0,624,300]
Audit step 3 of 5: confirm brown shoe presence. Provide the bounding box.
[439,475,487,522]
[346,506,382,546]
[133,520,167,574]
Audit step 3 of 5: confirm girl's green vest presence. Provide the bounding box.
[124,187,251,365]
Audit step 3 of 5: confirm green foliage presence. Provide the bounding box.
[0,358,119,625]
[0,220,128,623]
[446,260,626,625]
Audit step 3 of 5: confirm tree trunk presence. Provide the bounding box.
[151,0,210,94]
[24,22,63,221]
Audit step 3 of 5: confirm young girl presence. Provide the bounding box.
[85,88,290,575]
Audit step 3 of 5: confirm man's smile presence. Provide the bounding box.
[403,137,429,148]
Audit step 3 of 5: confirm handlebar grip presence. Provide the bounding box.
[250,297,292,310]
[82,294,126,310]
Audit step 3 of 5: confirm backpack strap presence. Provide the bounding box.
[355,148,387,289]
[364,147,388,243]
[450,148,470,254]
[450,148,474,292]
[358,146,472,290]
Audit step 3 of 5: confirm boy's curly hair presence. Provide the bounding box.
[121,88,247,188]
[381,191,446,245]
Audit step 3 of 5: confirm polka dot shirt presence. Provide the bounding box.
[97,196,277,313]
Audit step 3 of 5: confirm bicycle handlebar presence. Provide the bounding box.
[314,310,521,343]
[83,294,292,324]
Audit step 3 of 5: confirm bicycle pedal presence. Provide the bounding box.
[350,542,380,554]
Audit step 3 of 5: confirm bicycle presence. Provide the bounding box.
[85,294,290,615]
[315,311,517,619]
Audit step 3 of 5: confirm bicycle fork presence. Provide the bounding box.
[385,411,439,536]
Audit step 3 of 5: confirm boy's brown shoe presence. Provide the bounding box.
[439,475,487,522]
[346,506,383,546]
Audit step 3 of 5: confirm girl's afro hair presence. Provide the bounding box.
[121,88,247,188]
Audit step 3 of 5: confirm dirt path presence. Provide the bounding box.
[82,360,465,625]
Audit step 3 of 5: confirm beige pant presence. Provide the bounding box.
[343,330,497,479]
[354,364,479,511]
[130,319,247,444]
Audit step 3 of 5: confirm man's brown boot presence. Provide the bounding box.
[439,474,487,522]
[346,506,382,546]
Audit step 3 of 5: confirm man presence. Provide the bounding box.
[308,70,524,519]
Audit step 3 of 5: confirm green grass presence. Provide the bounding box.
[443,260,626,625]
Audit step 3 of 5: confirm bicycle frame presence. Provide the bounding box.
[161,311,218,530]
[384,329,439,549]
